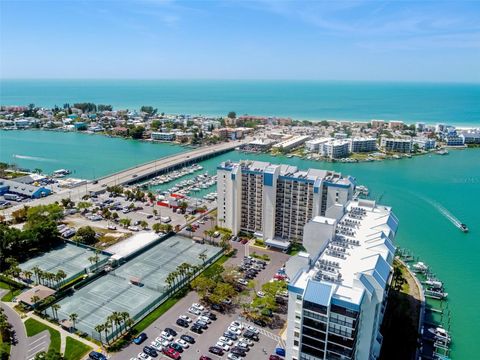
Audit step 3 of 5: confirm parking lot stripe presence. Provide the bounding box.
[28,334,47,346]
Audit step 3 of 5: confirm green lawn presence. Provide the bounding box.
[24,318,61,353]
[0,281,24,302]
[64,337,92,360]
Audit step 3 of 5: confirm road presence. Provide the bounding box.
[1,290,28,360]
[1,140,246,219]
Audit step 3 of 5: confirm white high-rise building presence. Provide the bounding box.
[216,161,354,249]
[285,199,398,360]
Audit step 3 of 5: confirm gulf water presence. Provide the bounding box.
[1,80,480,125]
[1,130,479,358]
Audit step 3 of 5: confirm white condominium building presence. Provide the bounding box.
[216,161,354,249]
[321,140,351,159]
[349,138,377,153]
[151,132,176,141]
[285,199,398,360]
[380,137,412,153]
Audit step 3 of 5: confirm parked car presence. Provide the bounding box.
[243,331,259,341]
[208,346,224,356]
[133,333,148,345]
[228,354,242,360]
[142,346,158,357]
[275,347,286,357]
[160,331,174,341]
[246,325,259,334]
[198,315,211,324]
[89,352,107,360]
[191,324,203,334]
[180,334,195,344]
[169,343,184,353]
[227,326,242,335]
[253,319,267,327]
[230,347,246,357]
[269,355,283,360]
[175,339,189,348]
[215,341,230,351]
[195,320,208,329]
[150,341,163,352]
[176,318,189,327]
[179,315,192,323]
[199,356,212,360]
[188,307,201,315]
[162,347,180,360]
[218,336,233,346]
[164,328,177,336]
[230,321,244,330]
[211,303,224,312]
[223,331,238,340]
[191,303,205,311]
[202,311,217,321]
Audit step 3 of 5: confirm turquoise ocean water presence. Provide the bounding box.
[1,130,479,359]
[1,79,480,125]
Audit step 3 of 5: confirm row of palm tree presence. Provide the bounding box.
[29,267,67,288]
[94,311,132,344]
[165,261,203,295]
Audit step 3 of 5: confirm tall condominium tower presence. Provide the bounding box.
[216,160,354,249]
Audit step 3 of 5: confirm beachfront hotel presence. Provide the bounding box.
[216,160,354,249]
[285,199,398,360]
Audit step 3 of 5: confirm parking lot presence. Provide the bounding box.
[112,243,290,360]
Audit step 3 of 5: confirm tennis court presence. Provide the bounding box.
[20,242,109,280]
[50,235,222,340]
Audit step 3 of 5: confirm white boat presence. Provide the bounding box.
[425,279,443,288]
[428,327,451,343]
[425,289,448,300]
[412,262,428,273]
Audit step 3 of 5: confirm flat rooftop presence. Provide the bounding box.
[292,199,397,306]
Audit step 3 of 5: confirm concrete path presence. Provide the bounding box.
[0,290,28,360]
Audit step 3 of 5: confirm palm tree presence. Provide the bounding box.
[69,313,78,330]
[22,270,33,283]
[32,266,41,284]
[165,274,173,294]
[51,303,61,320]
[112,312,122,339]
[120,311,130,333]
[30,295,40,308]
[104,320,112,344]
[199,253,207,267]
[95,324,105,343]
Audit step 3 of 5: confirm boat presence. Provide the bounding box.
[428,327,451,343]
[460,223,468,233]
[53,169,71,177]
[436,149,449,155]
[425,289,448,300]
[412,262,429,273]
[425,279,443,288]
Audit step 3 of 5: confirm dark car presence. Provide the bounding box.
[191,325,203,334]
[243,331,259,341]
[180,334,195,344]
[165,327,177,336]
[143,346,158,357]
[269,355,283,360]
[89,351,107,360]
[202,311,217,321]
[208,346,224,356]
[199,356,212,360]
[211,303,224,312]
[169,343,184,353]
[253,318,267,327]
[275,347,286,357]
[245,273,255,279]
[176,318,189,327]
[231,347,246,357]
[133,332,148,344]
[223,331,238,340]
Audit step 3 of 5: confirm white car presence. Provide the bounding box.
[150,341,163,351]
[179,315,192,323]
[227,326,242,335]
[138,353,152,360]
[160,331,174,341]
[198,315,211,324]
[237,278,248,286]
[239,337,253,346]
[191,302,205,311]
[235,341,250,350]
[218,336,233,346]
[246,325,259,334]
[257,291,265,298]
[227,354,242,360]
[215,341,230,351]
[188,307,201,315]
[230,321,244,330]
[175,339,189,348]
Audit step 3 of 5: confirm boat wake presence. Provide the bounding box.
[422,196,463,229]
[13,154,57,162]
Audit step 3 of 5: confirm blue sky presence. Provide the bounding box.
[1,0,479,82]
